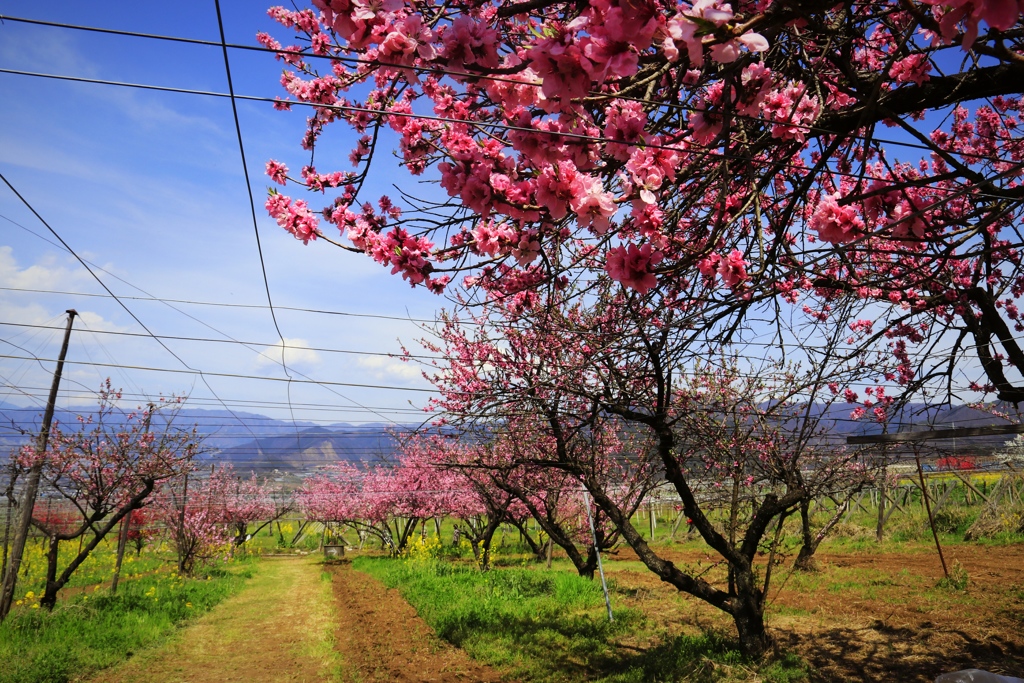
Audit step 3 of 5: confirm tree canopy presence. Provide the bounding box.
[263,0,1024,404]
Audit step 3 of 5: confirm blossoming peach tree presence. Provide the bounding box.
[263,0,1024,656]
[12,384,198,608]
[153,465,283,574]
[414,288,882,654]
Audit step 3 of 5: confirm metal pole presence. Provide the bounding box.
[583,491,613,622]
[0,309,76,621]
[915,446,949,580]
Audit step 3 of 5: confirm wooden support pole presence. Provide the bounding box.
[0,310,76,622]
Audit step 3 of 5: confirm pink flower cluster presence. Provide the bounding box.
[809,194,864,245]
[606,243,663,294]
[266,192,319,244]
[698,249,748,289]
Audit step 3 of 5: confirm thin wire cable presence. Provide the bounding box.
[0,283,470,326]
[0,169,273,447]
[0,321,441,359]
[0,212,429,423]
[212,0,301,446]
[0,13,1015,163]
[0,353,435,392]
[0,385,428,414]
[2,65,1019,190]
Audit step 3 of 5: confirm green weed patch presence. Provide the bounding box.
[354,556,806,682]
[0,559,255,683]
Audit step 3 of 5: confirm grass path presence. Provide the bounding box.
[93,556,341,683]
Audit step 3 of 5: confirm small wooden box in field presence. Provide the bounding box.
[323,544,345,559]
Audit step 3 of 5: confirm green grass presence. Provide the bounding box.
[0,557,256,683]
[354,555,807,683]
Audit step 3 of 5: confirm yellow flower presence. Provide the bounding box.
[31,603,39,609]
[25,591,34,599]
[186,602,193,608]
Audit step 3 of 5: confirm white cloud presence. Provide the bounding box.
[0,247,125,331]
[254,338,322,368]
[357,355,422,381]
[0,246,91,292]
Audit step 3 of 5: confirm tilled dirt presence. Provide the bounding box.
[604,544,1024,682]
[325,561,508,683]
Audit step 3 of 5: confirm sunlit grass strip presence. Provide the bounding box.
[0,558,256,683]
[353,555,807,682]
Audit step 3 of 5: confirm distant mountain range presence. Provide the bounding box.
[0,402,410,476]
[1,400,1018,475]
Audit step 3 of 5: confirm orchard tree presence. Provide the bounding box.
[156,471,228,575]
[400,434,529,569]
[415,289,889,655]
[14,385,198,608]
[298,459,430,554]
[126,508,156,556]
[154,465,285,572]
[262,0,1024,658]
[208,466,286,549]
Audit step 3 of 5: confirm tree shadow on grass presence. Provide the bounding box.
[775,621,1024,683]
[436,607,803,682]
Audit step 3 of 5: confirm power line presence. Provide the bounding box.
[0,285,450,325]
[0,170,270,445]
[0,211,429,425]
[4,284,1022,363]
[0,386,429,415]
[212,0,301,442]
[0,321,440,359]
[0,12,1016,164]
[3,60,1019,189]
[0,353,435,392]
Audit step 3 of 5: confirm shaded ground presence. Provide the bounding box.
[603,544,1024,682]
[326,560,508,683]
[93,556,339,683]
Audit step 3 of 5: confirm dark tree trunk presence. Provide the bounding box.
[40,536,60,610]
[509,518,545,560]
[794,499,818,572]
[731,586,770,658]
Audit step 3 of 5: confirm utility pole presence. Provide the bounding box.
[0,309,76,621]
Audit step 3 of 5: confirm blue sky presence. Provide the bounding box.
[0,0,445,427]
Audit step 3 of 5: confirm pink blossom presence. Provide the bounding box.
[717,249,748,288]
[265,160,288,185]
[809,193,864,244]
[709,32,770,63]
[605,243,663,294]
[922,0,1024,49]
[889,53,932,85]
[379,14,436,68]
[535,161,579,220]
[698,253,722,280]
[625,147,678,204]
[660,15,701,64]
[762,82,820,142]
[442,16,500,70]
[266,192,319,244]
[569,174,618,234]
[603,100,649,161]
[526,33,592,110]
